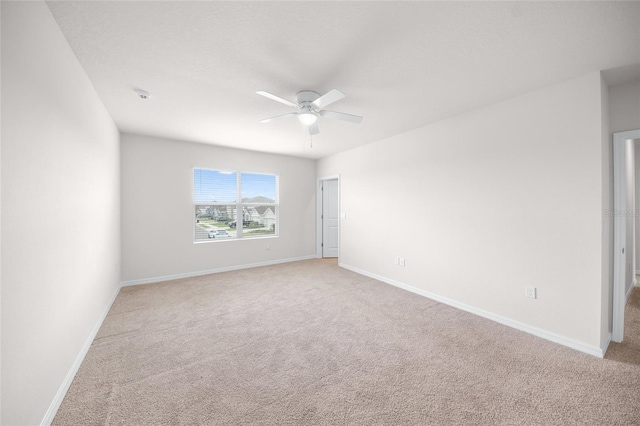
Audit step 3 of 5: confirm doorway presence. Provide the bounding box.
[612,129,640,342]
[317,176,340,258]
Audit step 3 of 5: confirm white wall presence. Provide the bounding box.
[318,73,607,351]
[1,2,120,425]
[610,80,640,134]
[120,133,316,283]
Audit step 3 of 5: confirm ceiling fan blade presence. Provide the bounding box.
[312,89,346,109]
[308,121,319,135]
[256,91,298,108]
[259,112,297,123]
[320,110,363,124]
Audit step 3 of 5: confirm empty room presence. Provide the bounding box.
[2,1,640,425]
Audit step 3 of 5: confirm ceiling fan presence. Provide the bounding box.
[257,89,363,135]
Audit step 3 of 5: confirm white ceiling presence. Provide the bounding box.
[47,1,640,160]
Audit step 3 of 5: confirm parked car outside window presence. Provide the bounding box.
[214,230,229,238]
[208,228,229,239]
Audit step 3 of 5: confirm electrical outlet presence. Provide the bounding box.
[526,286,536,299]
[399,258,406,267]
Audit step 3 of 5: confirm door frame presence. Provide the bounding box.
[317,175,340,258]
[612,129,640,342]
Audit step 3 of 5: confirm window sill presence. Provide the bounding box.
[194,235,279,244]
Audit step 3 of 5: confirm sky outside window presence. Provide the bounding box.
[194,170,237,203]
[194,170,277,203]
[241,173,276,201]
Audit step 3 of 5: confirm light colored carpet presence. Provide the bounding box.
[54,259,640,425]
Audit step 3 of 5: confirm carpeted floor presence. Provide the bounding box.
[54,259,640,425]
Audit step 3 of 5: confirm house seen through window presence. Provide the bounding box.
[194,169,278,242]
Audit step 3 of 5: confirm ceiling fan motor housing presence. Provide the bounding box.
[296,90,320,111]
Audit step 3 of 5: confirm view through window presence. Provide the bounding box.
[194,169,278,242]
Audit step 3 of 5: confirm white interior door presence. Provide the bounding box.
[322,179,339,258]
[613,130,640,342]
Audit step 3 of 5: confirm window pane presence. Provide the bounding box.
[193,170,278,242]
[194,169,237,203]
[242,205,277,237]
[195,204,238,241]
[241,173,277,203]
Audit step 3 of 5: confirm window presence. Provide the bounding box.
[194,169,278,242]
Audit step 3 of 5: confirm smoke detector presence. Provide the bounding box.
[134,89,151,100]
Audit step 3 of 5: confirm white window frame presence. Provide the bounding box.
[193,168,279,243]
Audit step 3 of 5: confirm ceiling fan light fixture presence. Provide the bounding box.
[298,112,317,126]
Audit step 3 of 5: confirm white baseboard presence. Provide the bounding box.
[339,263,606,358]
[40,284,121,425]
[121,255,317,287]
[601,333,612,356]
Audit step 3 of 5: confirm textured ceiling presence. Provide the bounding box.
[47,1,640,159]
